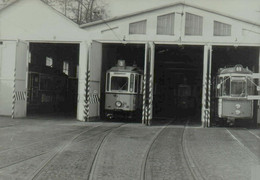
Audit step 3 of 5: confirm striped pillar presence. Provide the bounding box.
[206,46,212,127]
[11,68,16,119]
[202,76,208,127]
[84,70,90,121]
[201,45,212,127]
[206,73,211,128]
[147,74,153,123]
[142,74,147,124]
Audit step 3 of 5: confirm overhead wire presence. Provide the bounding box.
[76,0,125,44]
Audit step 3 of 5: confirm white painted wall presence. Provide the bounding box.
[0,0,88,42]
[82,4,260,46]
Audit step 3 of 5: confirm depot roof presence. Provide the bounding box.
[80,1,260,28]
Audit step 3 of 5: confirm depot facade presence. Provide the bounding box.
[0,0,260,126]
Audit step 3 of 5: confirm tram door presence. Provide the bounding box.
[89,41,102,118]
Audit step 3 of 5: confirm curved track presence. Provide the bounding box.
[142,118,206,180]
[30,124,106,180]
[87,123,126,180]
[0,125,101,170]
[181,120,205,180]
[29,123,126,180]
[140,120,172,180]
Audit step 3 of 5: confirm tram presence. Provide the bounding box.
[215,64,255,125]
[177,84,196,114]
[27,64,69,114]
[105,60,143,119]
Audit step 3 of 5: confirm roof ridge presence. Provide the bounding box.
[80,1,260,28]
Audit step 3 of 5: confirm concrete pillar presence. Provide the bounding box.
[201,44,212,127]
[77,41,89,121]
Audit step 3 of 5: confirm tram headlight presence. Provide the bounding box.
[235,110,241,115]
[235,104,241,109]
[115,101,122,107]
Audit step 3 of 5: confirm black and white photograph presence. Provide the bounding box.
[0,0,259,179]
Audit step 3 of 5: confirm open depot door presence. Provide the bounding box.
[85,41,102,120]
[14,41,29,118]
[0,40,28,117]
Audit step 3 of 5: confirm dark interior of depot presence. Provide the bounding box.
[211,46,259,126]
[153,45,203,121]
[27,43,79,117]
[101,43,145,121]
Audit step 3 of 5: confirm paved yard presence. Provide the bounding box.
[0,116,259,180]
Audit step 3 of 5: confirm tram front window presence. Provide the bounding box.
[223,77,230,96]
[111,76,129,91]
[231,78,246,97]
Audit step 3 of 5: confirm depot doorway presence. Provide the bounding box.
[210,46,259,126]
[153,45,203,120]
[100,43,145,121]
[27,43,79,117]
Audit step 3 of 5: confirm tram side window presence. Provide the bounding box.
[216,77,223,97]
[231,78,246,97]
[130,74,134,92]
[111,77,128,91]
[106,73,110,91]
[247,78,254,95]
[134,74,139,93]
[223,77,230,96]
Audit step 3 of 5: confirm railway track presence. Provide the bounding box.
[27,123,125,180]
[181,120,205,180]
[140,119,172,180]
[141,117,206,180]
[87,123,126,180]
[0,125,103,169]
[0,126,95,154]
[225,127,260,161]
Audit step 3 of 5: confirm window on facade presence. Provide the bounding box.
[129,20,147,34]
[46,57,53,67]
[63,61,69,75]
[157,13,175,35]
[214,21,231,36]
[185,13,203,36]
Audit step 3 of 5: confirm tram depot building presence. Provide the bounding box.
[0,0,260,127]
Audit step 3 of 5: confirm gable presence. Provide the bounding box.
[0,0,88,41]
[81,3,260,45]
